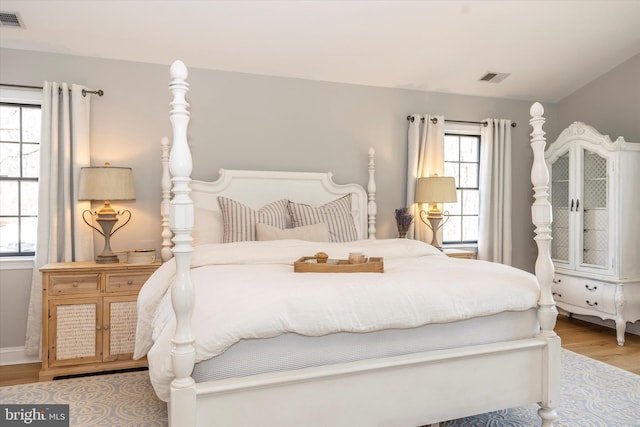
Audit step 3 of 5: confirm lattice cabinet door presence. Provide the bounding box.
[103,295,138,362]
[550,151,571,265]
[548,141,615,276]
[579,147,609,269]
[48,297,103,367]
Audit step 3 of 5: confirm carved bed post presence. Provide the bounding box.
[367,148,377,239]
[529,102,560,427]
[160,136,173,262]
[168,60,196,425]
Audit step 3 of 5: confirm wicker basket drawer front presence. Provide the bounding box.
[54,303,98,362]
[106,273,151,291]
[104,299,138,360]
[50,274,100,294]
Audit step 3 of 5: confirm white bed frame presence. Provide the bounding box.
[161,60,560,427]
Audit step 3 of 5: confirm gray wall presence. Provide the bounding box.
[0,45,627,353]
[0,267,33,351]
[556,53,640,142]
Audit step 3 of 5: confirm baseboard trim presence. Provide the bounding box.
[558,311,640,336]
[0,346,40,366]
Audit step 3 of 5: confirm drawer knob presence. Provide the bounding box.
[586,300,598,307]
[552,279,561,283]
[72,281,79,288]
[585,284,597,291]
[127,280,133,285]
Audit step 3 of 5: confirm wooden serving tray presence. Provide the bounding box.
[294,257,384,273]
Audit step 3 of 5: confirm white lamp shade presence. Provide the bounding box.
[415,176,458,203]
[78,164,136,201]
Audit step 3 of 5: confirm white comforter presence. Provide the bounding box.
[135,239,540,401]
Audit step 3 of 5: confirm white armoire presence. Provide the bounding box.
[545,122,640,345]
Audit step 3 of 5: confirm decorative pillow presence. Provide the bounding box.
[192,208,224,245]
[256,222,329,242]
[287,194,358,242]
[218,196,288,243]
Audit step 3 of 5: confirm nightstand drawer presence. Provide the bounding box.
[49,274,100,294]
[106,272,152,292]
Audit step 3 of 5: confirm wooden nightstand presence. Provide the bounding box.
[39,261,160,380]
[443,248,476,259]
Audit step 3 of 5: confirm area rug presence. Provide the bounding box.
[0,370,167,426]
[1,350,638,426]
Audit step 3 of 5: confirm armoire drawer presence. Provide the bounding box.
[552,274,616,314]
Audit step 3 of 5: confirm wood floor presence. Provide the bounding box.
[555,315,640,375]
[1,315,638,387]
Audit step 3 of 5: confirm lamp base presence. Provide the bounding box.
[419,209,448,251]
[96,253,119,264]
[427,216,443,251]
[82,205,132,265]
[94,217,120,264]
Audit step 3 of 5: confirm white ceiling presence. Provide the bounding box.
[1,0,639,102]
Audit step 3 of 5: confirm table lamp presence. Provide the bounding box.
[415,176,458,250]
[78,163,136,263]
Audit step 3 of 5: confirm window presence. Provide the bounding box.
[442,124,481,245]
[0,89,42,257]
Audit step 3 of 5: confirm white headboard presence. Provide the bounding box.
[160,143,376,261]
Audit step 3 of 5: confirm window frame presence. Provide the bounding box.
[442,122,482,247]
[0,87,42,260]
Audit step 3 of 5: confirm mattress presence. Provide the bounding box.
[192,309,539,383]
[136,239,541,401]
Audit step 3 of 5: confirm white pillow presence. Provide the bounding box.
[287,194,358,243]
[256,222,329,242]
[192,208,224,245]
[218,196,289,243]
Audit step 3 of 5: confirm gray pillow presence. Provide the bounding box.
[287,194,358,242]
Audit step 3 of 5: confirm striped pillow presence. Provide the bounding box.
[287,194,358,242]
[218,196,288,243]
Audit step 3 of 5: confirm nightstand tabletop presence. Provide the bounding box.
[41,260,162,272]
[443,248,476,259]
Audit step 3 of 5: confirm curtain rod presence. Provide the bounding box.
[0,83,104,97]
[406,115,517,128]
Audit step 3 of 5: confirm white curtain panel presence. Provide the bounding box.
[478,119,512,264]
[24,83,94,356]
[405,114,444,241]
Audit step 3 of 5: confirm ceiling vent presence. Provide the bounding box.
[0,12,25,28]
[479,72,510,83]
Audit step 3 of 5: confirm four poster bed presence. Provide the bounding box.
[134,60,560,426]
